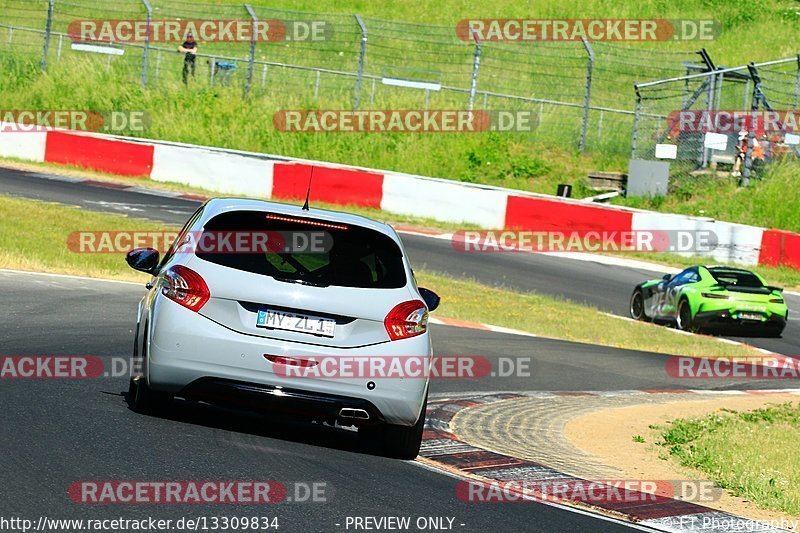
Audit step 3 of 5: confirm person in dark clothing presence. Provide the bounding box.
[178,33,197,84]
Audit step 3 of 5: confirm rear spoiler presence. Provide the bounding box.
[767,285,784,293]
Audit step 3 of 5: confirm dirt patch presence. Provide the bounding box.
[564,394,800,525]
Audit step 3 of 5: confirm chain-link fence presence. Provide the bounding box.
[1,0,713,156]
[632,55,800,181]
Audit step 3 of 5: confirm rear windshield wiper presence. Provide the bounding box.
[272,276,329,288]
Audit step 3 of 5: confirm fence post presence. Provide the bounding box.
[244,4,257,95]
[579,37,594,153]
[40,0,55,72]
[140,0,152,87]
[794,54,800,110]
[700,73,716,168]
[740,64,761,187]
[353,15,367,109]
[631,86,642,160]
[467,28,481,111]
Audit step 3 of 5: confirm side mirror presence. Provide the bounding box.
[418,287,440,312]
[662,274,671,281]
[126,248,160,274]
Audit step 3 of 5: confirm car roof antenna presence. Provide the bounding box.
[302,166,314,211]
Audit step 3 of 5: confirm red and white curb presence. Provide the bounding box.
[420,391,799,532]
[3,124,800,269]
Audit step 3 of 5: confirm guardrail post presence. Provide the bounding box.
[40,0,55,72]
[579,37,594,153]
[353,15,367,109]
[467,28,481,111]
[140,0,152,86]
[244,4,257,95]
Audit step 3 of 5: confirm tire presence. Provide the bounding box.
[676,298,694,332]
[128,323,172,415]
[363,394,427,460]
[629,289,649,322]
[128,376,172,415]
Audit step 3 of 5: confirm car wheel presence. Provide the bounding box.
[677,299,694,332]
[629,289,649,321]
[128,324,172,415]
[128,376,172,415]
[363,394,427,460]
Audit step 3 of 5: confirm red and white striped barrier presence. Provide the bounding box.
[2,126,799,270]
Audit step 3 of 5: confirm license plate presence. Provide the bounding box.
[739,312,763,321]
[256,309,336,337]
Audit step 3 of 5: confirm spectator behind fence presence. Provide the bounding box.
[178,33,197,84]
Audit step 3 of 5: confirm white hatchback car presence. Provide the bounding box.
[126,198,439,459]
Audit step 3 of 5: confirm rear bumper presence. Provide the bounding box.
[145,297,431,426]
[693,309,787,332]
[179,378,386,425]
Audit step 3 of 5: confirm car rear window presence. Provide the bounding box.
[196,210,407,289]
[709,269,764,288]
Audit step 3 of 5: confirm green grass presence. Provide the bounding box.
[414,270,755,358]
[1,0,797,194]
[654,402,800,514]
[0,193,758,358]
[2,0,800,246]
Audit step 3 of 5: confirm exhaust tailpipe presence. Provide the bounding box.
[339,408,370,420]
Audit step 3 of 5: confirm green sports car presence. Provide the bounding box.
[629,266,788,336]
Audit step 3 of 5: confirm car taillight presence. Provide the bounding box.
[385,300,428,341]
[701,292,730,299]
[161,265,210,312]
[770,298,784,304]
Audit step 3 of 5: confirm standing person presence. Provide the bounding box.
[178,33,197,84]
[732,130,747,177]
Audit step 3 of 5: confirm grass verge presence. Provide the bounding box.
[653,402,800,515]
[0,157,478,233]
[7,157,799,290]
[1,192,756,358]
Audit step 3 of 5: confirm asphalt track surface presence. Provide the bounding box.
[1,166,799,531]
[2,271,797,533]
[0,164,798,355]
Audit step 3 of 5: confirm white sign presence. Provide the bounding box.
[71,43,124,56]
[704,132,728,151]
[381,78,441,91]
[654,143,678,159]
[784,133,800,145]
